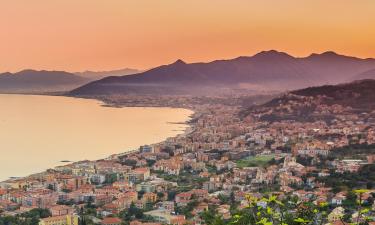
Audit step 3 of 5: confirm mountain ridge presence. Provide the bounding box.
[0,70,90,93]
[70,50,375,96]
[352,68,375,80]
[74,68,141,80]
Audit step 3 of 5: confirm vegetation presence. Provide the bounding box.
[202,190,374,225]
[119,203,155,224]
[0,208,51,225]
[236,155,275,168]
[328,144,375,160]
[317,164,375,192]
[176,199,199,219]
[154,170,205,189]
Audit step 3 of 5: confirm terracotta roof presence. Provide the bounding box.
[102,217,122,224]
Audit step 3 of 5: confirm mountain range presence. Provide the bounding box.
[70,50,375,96]
[2,50,375,95]
[74,68,140,80]
[0,68,141,93]
[0,70,90,93]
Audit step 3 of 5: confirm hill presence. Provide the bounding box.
[74,68,140,80]
[242,79,375,122]
[70,50,375,96]
[351,68,375,80]
[290,79,375,109]
[0,70,90,93]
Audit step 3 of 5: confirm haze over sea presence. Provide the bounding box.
[0,94,192,181]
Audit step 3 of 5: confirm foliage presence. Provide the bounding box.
[317,164,375,192]
[236,155,275,168]
[202,190,373,225]
[176,199,199,219]
[0,208,51,225]
[146,159,156,167]
[329,144,375,160]
[167,190,177,201]
[105,173,118,184]
[119,202,144,221]
[122,159,137,167]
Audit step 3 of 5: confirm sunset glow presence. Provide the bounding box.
[1,0,374,72]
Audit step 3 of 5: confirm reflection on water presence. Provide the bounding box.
[0,94,192,181]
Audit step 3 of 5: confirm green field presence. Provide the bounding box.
[236,154,275,168]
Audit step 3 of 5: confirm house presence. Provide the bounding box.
[112,181,133,191]
[140,145,154,153]
[95,187,121,198]
[125,191,139,200]
[192,202,208,215]
[142,192,157,203]
[95,195,113,206]
[331,192,346,205]
[217,204,231,220]
[279,172,303,187]
[175,192,192,206]
[189,189,208,200]
[328,207,345,223]
[102,203,121,214]
[38,214,79,225]
[136,182,156,193]
[156,201,175,212]
[144,209,186,225]
[49,205,74,216]
[130,221,161,225]
[124,168,150,183]
[101,217,122,225]
[134,168,151,180]
[90,174,106,184]
[293,141,331,157]
[113,192,137,210]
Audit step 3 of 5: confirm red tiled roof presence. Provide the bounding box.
[102,217,122,224]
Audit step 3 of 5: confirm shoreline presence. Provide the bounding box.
[0,94,196,184]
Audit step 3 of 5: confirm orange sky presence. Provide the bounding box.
[1,0,374,73]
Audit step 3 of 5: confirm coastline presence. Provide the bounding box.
[0,94,196,184]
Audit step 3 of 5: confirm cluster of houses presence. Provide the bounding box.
[1,96,375,224]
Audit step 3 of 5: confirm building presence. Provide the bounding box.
[101,217,122,225]
[49,205,74,216]
[39,214,79,225]
[144,209,186,224]
[293,141,331,157]
[142,192,157,203]
[140,145,154,153]
[125,168,150,183]
[136,182,156,193]
[328,207,345,223]
[130,221,161,225]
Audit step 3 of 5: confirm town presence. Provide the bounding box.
[0,93,374,225]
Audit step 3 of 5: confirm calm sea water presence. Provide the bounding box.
[0,94,192,181]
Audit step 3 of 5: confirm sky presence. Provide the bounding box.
[1,0,374,73]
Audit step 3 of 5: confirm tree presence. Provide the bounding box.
[122,159,137,167]
[167,190,177,201]
[200,208,225,225]
[0,208,51,225]
[202,194,327,225]
[105,173,118,184]
[157,192,164,200]
[119,202,144,222]
[202,190,375,225]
